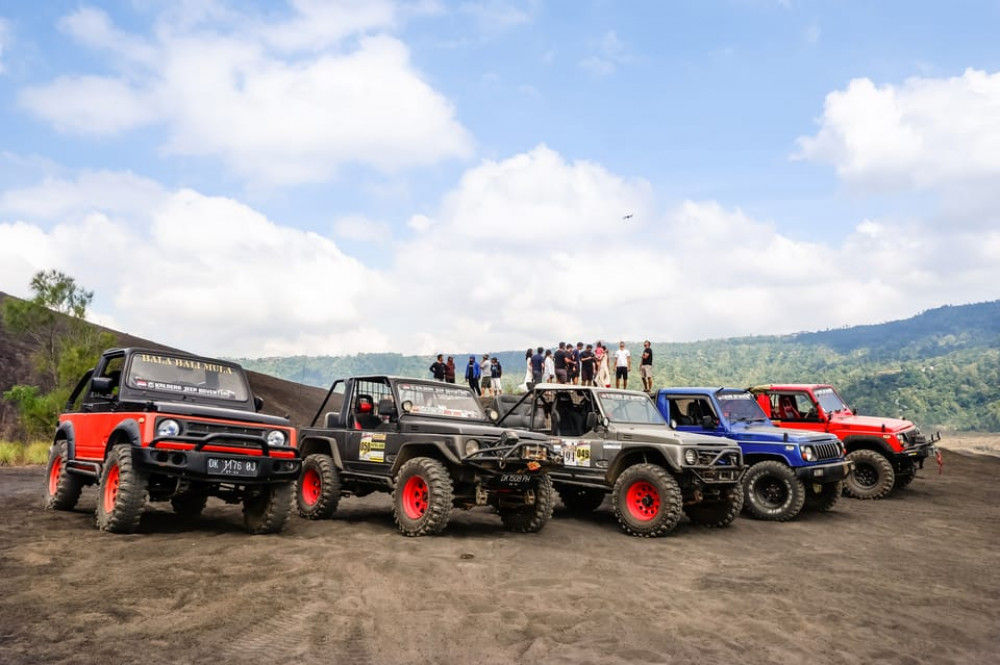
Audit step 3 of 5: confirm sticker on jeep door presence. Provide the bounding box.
[359,433,386,462]
[562,440,591,467]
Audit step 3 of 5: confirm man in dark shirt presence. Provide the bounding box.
[580,344,595,385]
[640,340,654,392]
[570,342,583,384]
[429,354,447,381]
[554,342,569,384]
[530,347,545,386]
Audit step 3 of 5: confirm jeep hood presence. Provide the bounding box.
[153,401,291,426]
[612,424,734,449]
[729,422,837,444]
[828,413,913,434]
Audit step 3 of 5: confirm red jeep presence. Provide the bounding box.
[45,348,300,533]
[750,384,940,500]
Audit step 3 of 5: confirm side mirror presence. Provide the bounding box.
[585,412,598,431]
[90,376,114,395]
[701,415,716,430]
[377,398,398,419]
[253,396,264,412]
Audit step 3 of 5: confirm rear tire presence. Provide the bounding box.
[555,483,606,513]
[611,463,683,537]
[243,483,294,534]
[95,444,148,533]
[45,440,83,511]
[804,481,842,512]
[843,449,895,500]
[499,475,555,533]
[296,454,341,519]
[684,484,744,528]
[392,457,453,536]
[743,461,805,521]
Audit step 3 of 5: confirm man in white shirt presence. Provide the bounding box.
[614,341,631,389]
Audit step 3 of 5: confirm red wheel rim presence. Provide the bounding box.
[402,476,429,520]
[103,464,121,514]
[625,480,660,521]
[48,456,62,496]
[301,468,321,506]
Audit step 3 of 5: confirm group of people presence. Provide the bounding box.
[524,340,654,391]
[428,353,503,396]
[430,340,654,396]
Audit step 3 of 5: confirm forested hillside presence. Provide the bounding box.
[237,301,1000,432]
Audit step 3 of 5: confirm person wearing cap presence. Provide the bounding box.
[480,354,493,396]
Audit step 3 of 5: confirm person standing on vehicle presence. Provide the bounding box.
[480,354,493,396]
[640,340,654,392]
[491,357,503,395]
[445,356,456,383]
[530,347,545,386]
[429,354,447,382]
[614,341,631,389]
[466,355,481,395]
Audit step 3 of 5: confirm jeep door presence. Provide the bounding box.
[546,389,606,475]
[72,352,129,461]
[342,378,397,473]
[661,394,725,439]
[766,390,822,431]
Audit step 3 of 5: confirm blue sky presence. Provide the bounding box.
[1,0,998,357]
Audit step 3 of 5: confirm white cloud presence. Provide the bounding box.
[0,170,167,222]
[18,4,473,186]
[580,30,632,76]
[333,214,391,242]
[459,1,535,31]
[795,69,1000,192]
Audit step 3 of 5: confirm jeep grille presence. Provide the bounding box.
[699,450,741,466]
[813,441,843,461]
[183,421,266,446]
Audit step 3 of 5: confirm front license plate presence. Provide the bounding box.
[499,473,532,486]
[207,457,259,477]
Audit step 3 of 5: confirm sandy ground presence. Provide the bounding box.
[1,444,997,665]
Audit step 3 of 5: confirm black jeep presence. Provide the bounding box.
[295,376,561,536]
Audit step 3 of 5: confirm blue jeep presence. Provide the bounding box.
[655,388,853,522]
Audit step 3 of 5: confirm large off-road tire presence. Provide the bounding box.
[392,457,453,536]
[243,483,294,534]
[743,461,806,522]
[804,481,842,512]
[499,474,555,533]
[844,449,895,500]
[683,484,744,528]
[95,444,148,533]
[44,440,83,511]
[170,492,208,517]
[296,454,341,519]
[555,483,606,513]
[611,463,683,537]
[893,458,916,490]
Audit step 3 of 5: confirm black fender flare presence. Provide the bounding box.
[391,441,461,475]
[299,435,344,469]
[842,435,894,458]
[55,421,76,458]
[606,446,677,485]
[105,419,143,457]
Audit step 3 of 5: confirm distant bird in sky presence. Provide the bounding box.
[623,213,633,220]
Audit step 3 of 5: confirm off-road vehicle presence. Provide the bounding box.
[656,388,853,522]
[492,384,746,538]
[750,383,941,499]
[295,376,560,536]
[45,348,300,534]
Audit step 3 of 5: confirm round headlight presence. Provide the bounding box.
[683,448,698,465]
[801,445,816,462]
[464,439,480,456]
[157,419,181,437]
[267,430,287,447]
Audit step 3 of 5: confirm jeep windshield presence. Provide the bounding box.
[126,353,250,402]
[814,387,849,414]
[598,392,666,425]
[397,382,486,420]
[717,390,769,423]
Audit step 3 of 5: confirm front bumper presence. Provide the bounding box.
[136,433,301,483]
[898,432,941,466]
[795,460,854,483]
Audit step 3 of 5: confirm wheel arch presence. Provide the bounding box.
[104,419,142,457]
[744,452,795,467]
[299,436,343,468]
[606,447,675,485]
[55,421,75,458]
[391,441,458,474]
[842,436,894,458]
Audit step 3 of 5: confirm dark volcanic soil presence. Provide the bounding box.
[1,449,997,665]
